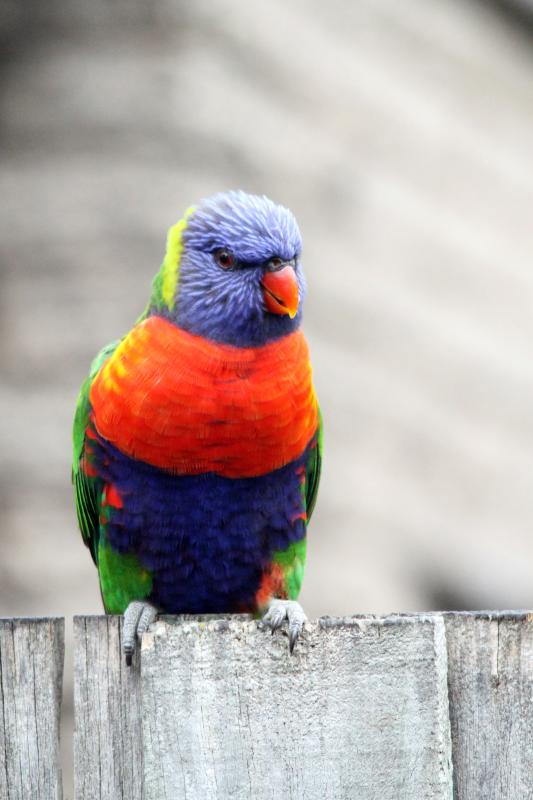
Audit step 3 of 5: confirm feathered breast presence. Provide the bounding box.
[89,316,318,478]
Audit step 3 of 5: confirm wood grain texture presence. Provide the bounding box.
[140,614,453,800]
[0,617,64,800]
[445,612,533,800]
[72,612,533,799]
[73,615,144,800]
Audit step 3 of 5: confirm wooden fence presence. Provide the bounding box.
[1,612,532,799]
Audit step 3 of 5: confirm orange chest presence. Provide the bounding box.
[90,316,318,478]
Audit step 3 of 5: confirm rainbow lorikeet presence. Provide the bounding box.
[72,191,322,664]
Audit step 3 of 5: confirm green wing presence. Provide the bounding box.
[72,340,120,565]
[305,406,323,523]
[266,408,323,604]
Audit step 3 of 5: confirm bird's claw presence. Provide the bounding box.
[122,600,158,666]
[261,599,307,653]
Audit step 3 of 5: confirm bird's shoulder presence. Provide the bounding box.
[72,338,121,472]
[72,337,121,563]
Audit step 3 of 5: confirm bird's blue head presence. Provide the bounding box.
[148,191,305,347]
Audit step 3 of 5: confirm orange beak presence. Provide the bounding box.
[261,265,299,319]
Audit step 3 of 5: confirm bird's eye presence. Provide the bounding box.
[268,256,284,270]
[214,249,235,269]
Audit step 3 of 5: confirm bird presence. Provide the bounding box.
[72,190,322,664]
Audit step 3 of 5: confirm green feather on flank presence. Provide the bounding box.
[72,376,92,478]
[72,339,120,565]
[267,410,322,602]
[98,540,153,614]
[268,410,322,601]
[72,340,120,472]
[272,539,307,600]
[304,406,323,523]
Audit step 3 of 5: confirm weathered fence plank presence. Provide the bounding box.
[445,612,533,800]
[141,614,453,800]
[73,615,144,800]
[0,617,64,800]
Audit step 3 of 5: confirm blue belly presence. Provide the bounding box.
[91,433,307,613]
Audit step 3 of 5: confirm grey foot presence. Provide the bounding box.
[122,601,158,666]
[262,599,307,653]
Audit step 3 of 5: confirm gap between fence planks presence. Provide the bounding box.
[1,613,532,800]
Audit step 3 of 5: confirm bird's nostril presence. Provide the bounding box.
[267,256,286,272]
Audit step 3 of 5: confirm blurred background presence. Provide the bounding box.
[1,0,533,794]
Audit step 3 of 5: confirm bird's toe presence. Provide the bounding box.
[261,599,307,653]
[122,600,158,666]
